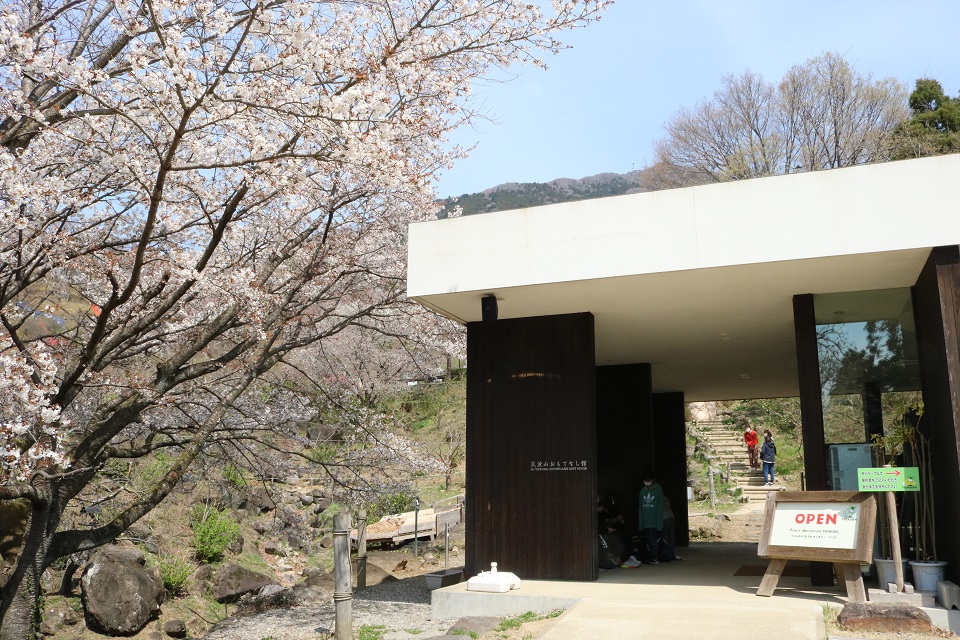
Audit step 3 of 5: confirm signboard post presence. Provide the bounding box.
[857,466,920,593]
[757,491,877,602]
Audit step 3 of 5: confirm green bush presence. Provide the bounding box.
[155,554,193,596]
[222,464,248,489]
[190,505,240,564]
[306,443,338,464]
[368,490,416,520]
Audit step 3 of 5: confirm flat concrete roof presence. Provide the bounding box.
[408,155,960,400]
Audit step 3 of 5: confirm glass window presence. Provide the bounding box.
[814,289,921,445]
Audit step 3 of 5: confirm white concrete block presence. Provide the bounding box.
[938,580,960,610]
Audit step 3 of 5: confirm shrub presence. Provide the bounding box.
[155,554,194,596]
[222,464,248,489]
[190,505,240,564]
[368,490,416,520]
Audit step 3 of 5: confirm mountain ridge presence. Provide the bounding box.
[440,168,653,216]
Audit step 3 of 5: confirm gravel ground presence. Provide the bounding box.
[203,571,458,640]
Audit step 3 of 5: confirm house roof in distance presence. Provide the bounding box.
[408,155,960,401]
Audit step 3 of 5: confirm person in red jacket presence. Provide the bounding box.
[744,426,759,470]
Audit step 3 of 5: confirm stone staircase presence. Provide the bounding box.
[693,420,784,502]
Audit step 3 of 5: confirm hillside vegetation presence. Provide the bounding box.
[440,169,649,216]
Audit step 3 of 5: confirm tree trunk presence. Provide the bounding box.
[0,500,55,640]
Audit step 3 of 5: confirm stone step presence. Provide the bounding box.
[740,483,784,491]
[740,485,785,500]
[712,455,752,464]
[705,444,746,452]
[736,479,774,487]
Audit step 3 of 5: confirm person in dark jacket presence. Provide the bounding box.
[760,433,777,486]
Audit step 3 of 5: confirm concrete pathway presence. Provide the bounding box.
[435,543,844,640]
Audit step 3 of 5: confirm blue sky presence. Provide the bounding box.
[436,1,960,198]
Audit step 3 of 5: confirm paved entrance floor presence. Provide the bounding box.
[434,543,851,640]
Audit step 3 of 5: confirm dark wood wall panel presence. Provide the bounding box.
[653,392,689,548]
[465,313,596,580]
[793,293,828,491]
[596,364,652,536]
[912,246,960,578]
[793,293,833,586]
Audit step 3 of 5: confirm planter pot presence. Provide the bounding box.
[425,568,463,590]
[909,560,947,592]
[875,558,910,587]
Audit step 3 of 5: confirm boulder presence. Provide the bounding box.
[193,564,213,586]
[162,618,188,638]
[314,497,333,513]
[246,487,277,513]
[209,563,276,603]
[123,523,153,543]
[227,535,244,555]
[97,544,146,566]
[301,567,330,587]
[235,584,298,615]
[839,603,933,633]
[43,604,80,629]
[80,547,164,636]
[276,505,302,528]
[283,533,309,553]
[447,617,501,637]
[351,560,396,587]
[263,540,284,556]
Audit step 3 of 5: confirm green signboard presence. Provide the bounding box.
[857,467,920,492]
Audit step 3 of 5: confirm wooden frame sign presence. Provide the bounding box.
[756,491,877,602]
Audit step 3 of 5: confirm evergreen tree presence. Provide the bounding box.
[889,78,960,158]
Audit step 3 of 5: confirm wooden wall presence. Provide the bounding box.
[793,293,828,491]
[793,293,834,586]
[912,246,960,579]
[465,312,597,580]
[596,364,651,536]
[653,392,690,548]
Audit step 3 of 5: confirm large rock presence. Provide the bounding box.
[839,603,933,633]
[235,584,299,615]
[246,487,277,513]
[447,617,501,636]
[210,563,277,603]
[81,546,164,635]
[351,559,396,587]
[162,618,188,638]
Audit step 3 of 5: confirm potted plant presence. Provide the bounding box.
[871,399,944,591]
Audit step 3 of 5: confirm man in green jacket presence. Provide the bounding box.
[638,472,664,564]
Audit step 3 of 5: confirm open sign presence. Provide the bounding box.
[794,512,838,525]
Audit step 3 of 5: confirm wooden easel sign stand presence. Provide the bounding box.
[756,491,877,602]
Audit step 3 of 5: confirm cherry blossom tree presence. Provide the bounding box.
[0,0,608,635]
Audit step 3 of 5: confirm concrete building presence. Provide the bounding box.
[407,154,960,585]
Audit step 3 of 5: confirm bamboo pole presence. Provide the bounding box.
[356,508,367,591]
[886,491,905,592]
[333,512,352,640]
[708,467,716,510]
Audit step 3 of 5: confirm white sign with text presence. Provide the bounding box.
[769,501,861,549]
